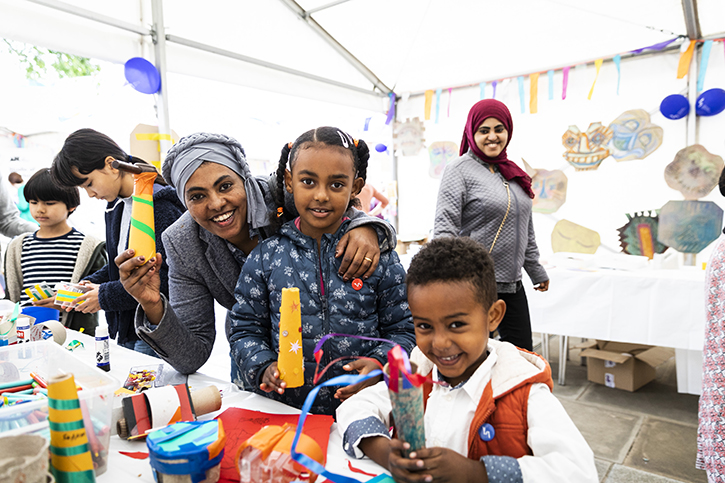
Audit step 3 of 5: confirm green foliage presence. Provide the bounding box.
[3,39,99,80]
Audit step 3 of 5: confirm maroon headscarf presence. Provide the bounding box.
[460,99,534,198]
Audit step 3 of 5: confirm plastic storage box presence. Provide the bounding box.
[0,340,119,476]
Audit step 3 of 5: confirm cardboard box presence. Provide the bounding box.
[579,340,674,392]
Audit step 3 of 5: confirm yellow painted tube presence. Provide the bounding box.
[128,171,157,263]
[277,287,304,388]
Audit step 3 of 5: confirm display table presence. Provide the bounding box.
[524,265,706,395]
[64,332,386,481]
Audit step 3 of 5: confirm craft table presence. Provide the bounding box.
[63,331,387,481]
[523,265,706,395]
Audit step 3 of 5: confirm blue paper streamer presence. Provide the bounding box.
[290,371,384,483]
[364,117,371,131]
[385,93,396,125]
[547,70,554,100]
[480,82,486,100]
[435,88,442,123]
[492,80,497,99]
[517,76,525,113]
[698,40,713,93]
[613,54,621,95]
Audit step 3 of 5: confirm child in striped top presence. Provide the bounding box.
[3,168,106,334]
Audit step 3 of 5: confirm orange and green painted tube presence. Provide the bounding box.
[129,171,157,263]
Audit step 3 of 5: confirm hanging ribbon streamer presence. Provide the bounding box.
[562,67,570,100]
[630,37,679,54]
[479,82,486,100]
[363,118,371,131]
[492,80,498,99]
[517,76,525,114]
[385,92,396,125]
[587,59,603,100]
[697,40,713,93]
[447,88,452,117]
[677,40,696,79]
[529,73,539,114]
[613,54,621,95]
[435,88,442,123]
[424,90,433,121]
[547,70,554,100]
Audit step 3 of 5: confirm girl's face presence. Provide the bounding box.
[184,162,249,248]
[474,117,509,158]
[74,157,133,201]
[285,146,364,242]
[29,200,71,231]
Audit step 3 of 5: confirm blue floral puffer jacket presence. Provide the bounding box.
[228,218,415,415]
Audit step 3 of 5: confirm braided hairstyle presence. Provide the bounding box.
[272,126,369,227]
[51,128,167,188]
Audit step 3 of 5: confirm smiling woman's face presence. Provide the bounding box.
[474,117,509,158]
[184,162,248,248]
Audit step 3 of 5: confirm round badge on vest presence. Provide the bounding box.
[478,423,495,442]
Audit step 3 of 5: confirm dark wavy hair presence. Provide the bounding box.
[406,237,498,309]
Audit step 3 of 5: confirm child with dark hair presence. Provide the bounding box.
[50,128,184,353]
[3,168,107,334]
[337,237,597,483]
[229,126,415,415]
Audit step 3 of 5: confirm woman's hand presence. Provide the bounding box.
[32,296,64,311]
[336,226,380,281]
[70,282,101,314]
[389,441,488,483]
[116,249,164,322]
[334,358,383,401]
[260,362,286,394]
[534,280,550,292]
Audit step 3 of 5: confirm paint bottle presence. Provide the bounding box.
[95,322,110,372]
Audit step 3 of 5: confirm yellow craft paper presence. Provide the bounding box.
[529,73,539,114]
[424,90,433,121]
[129,171,157,263]
[277,287,304,388]
[677,40,696,79]
[587,59,603,100]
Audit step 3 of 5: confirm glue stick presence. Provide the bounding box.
[95,322,110,372]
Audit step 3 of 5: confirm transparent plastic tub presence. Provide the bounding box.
[0,340,119,476]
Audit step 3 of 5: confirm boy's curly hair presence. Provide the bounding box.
[406,237,497,309]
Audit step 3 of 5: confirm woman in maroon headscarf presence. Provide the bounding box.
[434,99,549,351]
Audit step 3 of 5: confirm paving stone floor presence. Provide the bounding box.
[536,334,706,483]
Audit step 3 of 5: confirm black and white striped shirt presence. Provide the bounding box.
[20,228,84,303]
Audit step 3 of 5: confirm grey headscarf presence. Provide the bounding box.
[162,132,269,231]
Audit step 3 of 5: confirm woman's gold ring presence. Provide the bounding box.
[364,256,373,263]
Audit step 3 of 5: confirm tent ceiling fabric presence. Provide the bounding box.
[1,0,724,108]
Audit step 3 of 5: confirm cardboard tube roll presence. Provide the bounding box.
[191,385,222,416]
[128,172,157,263]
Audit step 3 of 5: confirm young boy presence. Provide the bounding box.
[336,237,597,482]
[3,168,107,334]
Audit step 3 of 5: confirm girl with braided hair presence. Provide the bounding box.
[116,132,396,383]
[228,126,414,415]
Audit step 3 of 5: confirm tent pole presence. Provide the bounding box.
[25,0,151,36]
[681,0,702,40]
[391,98,399,234]
[151,0,172,160]
[686,44,699,147]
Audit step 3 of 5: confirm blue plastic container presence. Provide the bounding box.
[20,307,59,323]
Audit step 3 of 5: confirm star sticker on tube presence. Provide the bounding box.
[289,340,301,354]
[290,301,300,312]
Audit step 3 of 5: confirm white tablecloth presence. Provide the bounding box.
[65,332,386,481]
[524,265,706,394]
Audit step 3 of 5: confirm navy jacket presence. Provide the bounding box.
[229,219,415,415]
[86,184,185,344]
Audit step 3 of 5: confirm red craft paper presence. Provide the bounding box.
[118,451,149,460]
[215,407,334,483]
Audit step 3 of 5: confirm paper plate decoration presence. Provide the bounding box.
[660,94,690,120]
[658,200,723,253]
[124,57,161,95]
[393,118,425,156]
[428,141,458,179]
[607,110,663,161]
[551,220,601,254]
[523,160,567,214]
[696,88,725,116]
[664,145,724,200]
[617,211,667,259]
[561,122,613,171]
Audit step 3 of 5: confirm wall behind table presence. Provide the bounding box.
[397,51,725,264]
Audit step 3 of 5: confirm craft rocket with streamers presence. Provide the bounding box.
[278,288,304,389]
[129,171,157,263]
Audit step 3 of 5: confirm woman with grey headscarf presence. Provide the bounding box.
[116,132,395,380]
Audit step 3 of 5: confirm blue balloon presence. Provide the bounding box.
[696,88,725,116]
[659,94,689,120]
[375,143,387,153]
[124,57,161,94]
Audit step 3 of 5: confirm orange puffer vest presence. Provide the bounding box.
[421,343,553,460]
